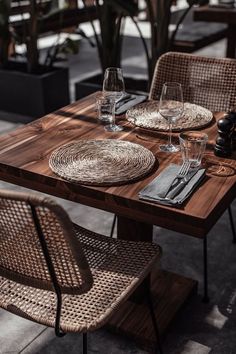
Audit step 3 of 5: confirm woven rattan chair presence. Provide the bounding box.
[149,51,236,301]
[149,52,236,239]
[150,52,236,113]
[0,189,162,353]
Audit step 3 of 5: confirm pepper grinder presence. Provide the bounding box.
[214,113,235,157]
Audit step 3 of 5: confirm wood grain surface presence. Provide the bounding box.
[0,93,235,238]
[194,5,236,24]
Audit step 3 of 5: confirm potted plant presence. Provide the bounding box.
[75,0,209,99]
[143,0,210,81]
[0,0,78,117]
[75,0,149,99]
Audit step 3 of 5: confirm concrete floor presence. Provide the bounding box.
[0,31,235,353]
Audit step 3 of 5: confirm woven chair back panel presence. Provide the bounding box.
[0,196,91,294]
[149,53,236,112]
[0,199,50,282]
[36,206,90,293]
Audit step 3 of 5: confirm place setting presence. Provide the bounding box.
[96,67,147,132]
[139,130,208,206]
[137,82,209,206]
[49,67,153,187]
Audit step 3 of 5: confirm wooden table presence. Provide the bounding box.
[194,5,236,58]
[0,94,235,349]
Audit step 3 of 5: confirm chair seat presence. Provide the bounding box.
[0,223,161,333]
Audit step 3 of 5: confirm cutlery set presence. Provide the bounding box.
[159,161,199,201]
[167,166,199,200]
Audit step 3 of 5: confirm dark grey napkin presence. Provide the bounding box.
[115,94,147,115]
[139,164,206,206]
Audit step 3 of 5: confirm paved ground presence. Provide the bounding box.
[0,30,235,354]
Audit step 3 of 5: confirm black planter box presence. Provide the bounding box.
[0,62,70,117]
[75,73,148,100]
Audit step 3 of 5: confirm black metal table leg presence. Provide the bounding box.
[203,237,210,303]
[145,279,163,354]
[83,333,87,354]
[228,206,236,244]
[110,214,117,238]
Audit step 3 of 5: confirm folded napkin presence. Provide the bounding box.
[115,94,147,115]
[139,164,206,206]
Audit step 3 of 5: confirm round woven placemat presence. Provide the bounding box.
[49,139,155,186]
[126,100,213,131]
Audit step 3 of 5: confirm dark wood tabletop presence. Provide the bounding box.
[0,93,235,239]
[0,93,234,343]
[194,5,236,58]
[194,5,236,25]
[194,5,236,24]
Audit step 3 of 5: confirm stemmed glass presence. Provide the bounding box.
[102,67,125,132]
[159,82,184,152]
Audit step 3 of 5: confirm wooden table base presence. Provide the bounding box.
[107,269,198,352]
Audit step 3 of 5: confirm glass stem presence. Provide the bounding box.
[111,104,116,127]
[168,120,172,147]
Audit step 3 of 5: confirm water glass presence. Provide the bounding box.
[96,95,115,123]
[179,131,208,167]
[96,95,115,125]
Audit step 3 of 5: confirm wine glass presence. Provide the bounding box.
[102,67,125,132]
[159,82,184,152]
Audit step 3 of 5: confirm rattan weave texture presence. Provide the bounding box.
[0,190,161,333]
[49,139,155,186]
[149,52,236,112]
[127,101,213,131]
[0,190,92,294]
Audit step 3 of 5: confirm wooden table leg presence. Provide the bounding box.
[117,216,153,303]
[226,24,236,58]
[109,215,197,351]
[117,216,153,242]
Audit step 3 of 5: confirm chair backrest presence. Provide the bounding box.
[0,190,93,295]
[149,52,236,112]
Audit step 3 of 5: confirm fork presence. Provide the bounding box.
[160,161,191,198]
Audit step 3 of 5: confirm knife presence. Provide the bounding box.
[166,168,199,200]
[116,95,135,109]
[116,93,131,103]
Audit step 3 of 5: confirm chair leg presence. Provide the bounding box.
[145,280,163,354]
[228,206,236,244]
[110,214,117,238]
[83,333,87,354]
[202,237,209,303]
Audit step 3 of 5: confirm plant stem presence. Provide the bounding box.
[130,16,151,83]
[27,0,39,73]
